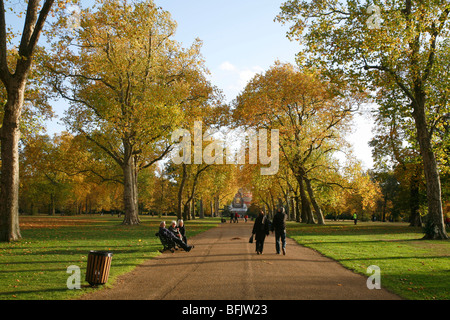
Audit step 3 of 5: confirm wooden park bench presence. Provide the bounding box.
[155,232,176,253]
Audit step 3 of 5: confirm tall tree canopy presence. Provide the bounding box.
[46,0,216,225]
[277,0,449,239]
[233,62,358,224]
[0,0,55,242]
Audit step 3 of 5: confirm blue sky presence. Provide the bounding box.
[37,0,374,168]
[153,0,300,102]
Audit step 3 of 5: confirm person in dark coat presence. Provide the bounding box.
[252,210,270,254]
[168,221,182,239]
[159,221,193,252]
[177,219,187,244]
[271,207,287,255]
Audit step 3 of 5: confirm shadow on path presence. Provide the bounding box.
[79,222,401,300]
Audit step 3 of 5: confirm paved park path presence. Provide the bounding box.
[79,221,401,300]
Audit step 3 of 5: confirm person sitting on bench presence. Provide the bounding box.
[168,220,182,240]
[177,219,187,244]
[159,221,193,252]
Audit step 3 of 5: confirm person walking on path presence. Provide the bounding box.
[252,210,270,255]
[272,207,287,255]
[353,213,358,225]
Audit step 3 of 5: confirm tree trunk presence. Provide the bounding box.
[183,202,190,221]
[0,0,54,242]
[304,176,325,225]
[290,197,295,221]
[210,200,213,217]
[214,195,219,217]
[199,198,204,219]
[50,193,55,216]
[191,199,196,220]
[122,148,140,225]
[409,171,422,227]
[294,195,300,222]
[298,176,314,224]
[0,85,24,242]
[412,92,448,239]
[284,194,291,220]
[133,161,139,217]
[177,163,187,220]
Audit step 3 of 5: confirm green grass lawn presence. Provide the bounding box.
[0,215,220,300]
[2,216,448,300]
[287,221,450,300]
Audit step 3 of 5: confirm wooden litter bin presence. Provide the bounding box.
[85,251,113,286]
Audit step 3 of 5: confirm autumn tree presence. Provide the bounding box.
[19,132,123,216]
[370,38,450,226]
[370,88,426,226]
[46,0,214,225]
[233,62,357,224]
[0,0,56,241]
[20,134,68,215]
[200,162,238,217]
[277,0,449,239]
[2,48,53,216]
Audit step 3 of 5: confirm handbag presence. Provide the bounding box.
[249,234,254,243]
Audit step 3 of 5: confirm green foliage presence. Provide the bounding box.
[222,205,231,217]
[277,0,449,238]
[246,203,261,219]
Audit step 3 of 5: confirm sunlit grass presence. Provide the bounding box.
[3,216,448,300]
[0,215,220,300]
[287,221,450,300]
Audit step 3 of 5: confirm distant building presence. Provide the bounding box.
[229,189,252,216]
[242,191,252,207]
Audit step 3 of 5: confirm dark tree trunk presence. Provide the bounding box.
[0,0,55,242]
[122,143,140,225]
[409,171,422,227]
[294,195,300,222]
[50,193,55,216]
[0,88,23,241]
[191,199,196,220]
[183,202,190,221]
[304,176,325,225]
[177,163,187,220]
[199,198,204,219]
[298,175,314,224]
[412,91,448,239]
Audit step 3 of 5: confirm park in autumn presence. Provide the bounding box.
[0,0,449,302]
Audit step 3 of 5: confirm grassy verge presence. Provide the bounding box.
[287,221,450,300]
[0,215,220,300]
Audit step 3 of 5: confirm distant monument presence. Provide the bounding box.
[232,191,244,208]
[229,189,251,215]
